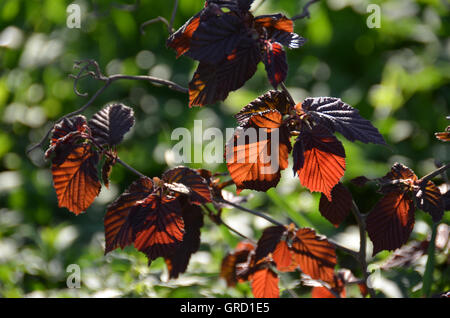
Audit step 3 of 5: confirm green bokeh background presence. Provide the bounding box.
[0,0,448,298]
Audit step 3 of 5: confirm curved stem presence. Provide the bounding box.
[26,60,188,155]
[291,0,320,21]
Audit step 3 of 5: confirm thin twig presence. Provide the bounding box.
[350,200,377,298]
[219,198,284,227]
[328,239,359,258]
[26,60,188,155]
[222,220,254,242]
[115,158,146,178]
[140,0,179,34]
[280,82,296,106]
[169,0,180,34]
[140,16,170,34]
[291,0,320,21]
[202,204,254,242]
[419,163,450,184]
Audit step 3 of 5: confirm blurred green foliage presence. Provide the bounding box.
[0,0,448,298]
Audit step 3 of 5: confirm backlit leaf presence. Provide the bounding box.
[226,111,291,193]
[254,226,285,263]
[45,115,89,165]
[295,126,346,200]
[104,177,153,254]
[254,14,294,33]
[162,166,212,205]
[272,240,296,272]
[131,195,185,262]
[89,104,135,147]
[415,180,444,223]
[101,156,115,188]
[235,90,292,126]
[166,14,202,58]
[189,39,260,106]
[165,201,204,279]
[297,97,386,145]
[381,240,428,270]
[435,126,450,142]
[251,263,279,298]
[291,228,336,283]
[262,41,287,88]
[51,143,100,215]
[319,182,352,227]
[182,12,244,65]
[366,191,415,255]
[221,241,255,286]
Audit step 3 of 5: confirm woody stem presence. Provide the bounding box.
[351,200,377,298]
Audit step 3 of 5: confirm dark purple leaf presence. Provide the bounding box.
[263,41,288,88]
[184,12,244,65]
[366,191,415,255]
[89,104,135,146]
[319,182,352,227]
[165,201,204,279]
[415,180,444,223]
[300,97,386,145]
[254,226,286,262]
[189,37,260,106]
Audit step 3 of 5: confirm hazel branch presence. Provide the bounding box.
[26,59,187,155]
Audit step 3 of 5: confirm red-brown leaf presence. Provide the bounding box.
[226,112,291,193]
[254,14,294,33]
[164,201,204,279]
[166,15,201,58]
[162,166,212,205]
[254,225,285,262]
[366,191,415,255]
[251,266,279,298]
[101,156,115,188]
[188,42,260,107]
[296,126,346,200]
[435,126,450,142]
[221,241,255,286]
[235,90,292,126]
[311,286,346,298]
[319,182,352,227]
[272,240,296,272]
[262,41,287,88]
[381,240,428,270]
[104,177,153,254]
[415,180,444,223]
[291,228,337,283]
[132,195,185,262]
[45,115,89,165]
[51,143,101,215]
